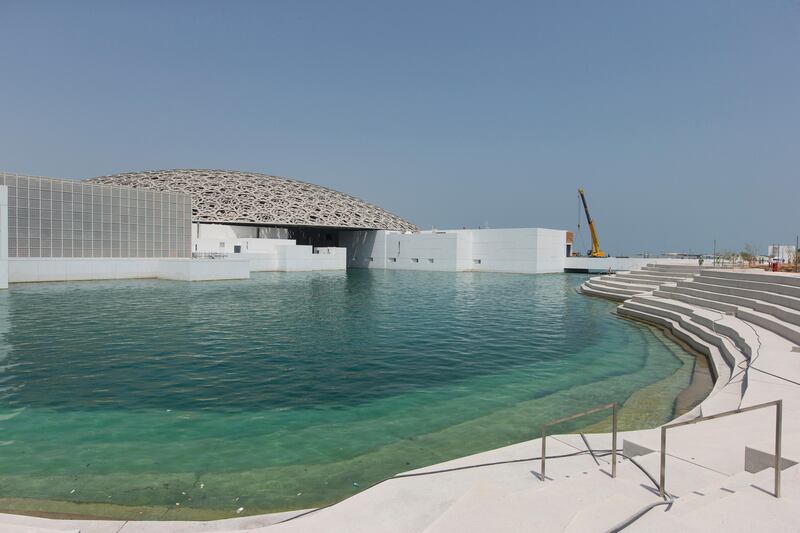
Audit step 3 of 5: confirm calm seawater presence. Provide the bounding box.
[0,271,693,519]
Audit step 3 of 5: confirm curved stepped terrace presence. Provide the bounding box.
[4,267,800,532]
[579,264,700,301]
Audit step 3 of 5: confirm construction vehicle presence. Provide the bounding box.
[578,187,605,257]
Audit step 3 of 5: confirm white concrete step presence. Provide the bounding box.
[677,488,797,531]
[126,510,315,532]
[661,283,800,336]
[613,452,729,498]
[0,510,317,533]
[736,307,800,347]
[616,302,748,418]
[697,273,800,299]
[624,478,794,533]
[266,435,611,533]
[423,469,655,533]
[617,303,733,389]
[561,492,659,533]
[0,521,80,533]
[668,464,776,514]
[680,279,800,313]
[653,287,739,314]
[682,306,754,361]
[655,283,800,346]
[622,298,748,373]
[591,277,658,291]
[703,270,800,289]
[579,282,629,302]
[644,264,702,271]
[0,524,81,533]
[642,269,700,276]
[587,280,647,296]
[623,510,707,533]
[632,269,696,279]
[623,404,790,477]
[419,482,526,533]
[0,513,106,533]
[614,273,687,283]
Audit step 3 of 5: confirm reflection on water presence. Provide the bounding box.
[0,271,693,518]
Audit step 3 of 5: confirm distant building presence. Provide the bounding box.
[0,168,701,287]
[0,169,576,286]
[767,244,796,263]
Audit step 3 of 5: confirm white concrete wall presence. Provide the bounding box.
[342,231,461,272]
[0,186,8,289]
[193,223,258,240]
[564,256,701,272]
[308,248,347,271]
[389,232,459,271]
[157,258,250,281]
[8,258,163,283]
[343,228,569,274]
[194,223,289,240]
[467,228,567,274]
[341,230,387,269]
[276,245,346,271]
[238,245,346,272]
[192,223,291,253]
[241,253,281,272]
[9,257,254,283]
[535,228,570,273]
[194,236,297,255]
[455,231,474,271]
[243,238,297,253]
[9,241,345,282]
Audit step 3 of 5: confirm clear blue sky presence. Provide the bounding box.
[1,1,798,255]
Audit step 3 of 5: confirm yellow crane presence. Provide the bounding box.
[578,187,605,257]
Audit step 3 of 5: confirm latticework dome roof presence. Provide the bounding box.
[87,169,418,231]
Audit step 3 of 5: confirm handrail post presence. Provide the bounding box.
[659,399,782,499]
[659,426,666,498]
[540,402,616,482]
[541,427,546,482]
[612,402,618,478]
[775,399,782,498]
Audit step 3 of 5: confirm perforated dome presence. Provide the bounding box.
[87,169,418,231]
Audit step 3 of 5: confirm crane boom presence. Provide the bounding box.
[578,188,605,257]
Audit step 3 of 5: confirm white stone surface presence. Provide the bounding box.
[8,258,253,283]
[9,258,162,283]
[191,225,346,272]
[156,258,251,281]
[280,245,346,271]
[566,256,701,273]
[8,241,343,284]
[341,228,569,274]
[193,224,295,255]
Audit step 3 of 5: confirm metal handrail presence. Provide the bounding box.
[191,252,229,259]
[659,399,783,498]
[541,402,617,481]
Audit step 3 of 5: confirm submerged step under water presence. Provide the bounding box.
[0,270,701,519]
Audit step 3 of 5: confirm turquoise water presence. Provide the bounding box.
[0,271,695,519]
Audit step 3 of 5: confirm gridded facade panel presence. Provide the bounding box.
[0,173,191,258]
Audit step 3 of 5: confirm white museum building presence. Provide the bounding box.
[0,168,661,289]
